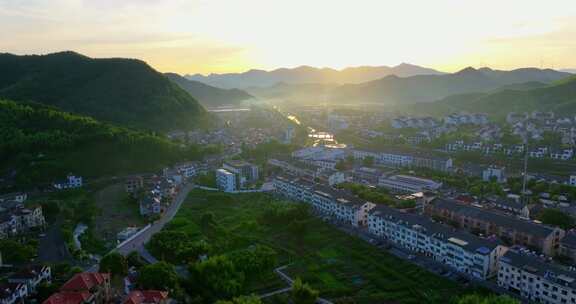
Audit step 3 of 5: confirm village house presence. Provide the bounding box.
[43,273,111,304]
[53,174,83,190]
[124,290,170,304]
[8,265,51,294]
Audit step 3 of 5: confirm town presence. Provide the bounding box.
[4,102,576,303]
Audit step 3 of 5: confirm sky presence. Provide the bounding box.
[1,0,575,74]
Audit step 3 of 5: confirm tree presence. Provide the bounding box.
[138,262,179,292]
[290,278,319,304]
[457,294,519,304]
[99,252,128,277]
[0,240,35,263]
[35,283,59,302]
[538,209,575,229]
[362,156,374,167]
[188,255,245,300]
[215,295,262,304]
[335,160,346,171]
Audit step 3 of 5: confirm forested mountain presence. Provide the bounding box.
[187,63,444,89]
[0,52,209,131]
[433,76,576,118]
[329,67,571,105]
[165,73,254,108]
[0,100,204,186]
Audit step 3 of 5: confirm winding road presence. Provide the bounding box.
[87,182,194,271]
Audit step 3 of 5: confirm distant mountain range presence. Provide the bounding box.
[165,73,254,108]
[329,67,572,105]
[186,63,445,89]
[560,69,576,74]
[0,51,209,131]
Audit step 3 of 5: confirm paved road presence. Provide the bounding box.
[86,183,194,272]
[115,183,195,256]
[38,219,74,263]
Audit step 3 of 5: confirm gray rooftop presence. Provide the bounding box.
[369,205,500,253]
[432,198,559,239]
[501,249,576,289]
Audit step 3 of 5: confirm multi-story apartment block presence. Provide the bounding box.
[273,175,375,227]
[368,205,507,280]
[426,199,565,256]
[352,148,453,172]
[267,159,319,179]
[223,160,259,188]
[216,169,236,192]
[378,175,442,193]
[498,249,576,304]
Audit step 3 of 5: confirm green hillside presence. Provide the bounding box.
[437,76,576,119]
[165,73,254,108]
[0,52,210,131]
[0,100,204,187]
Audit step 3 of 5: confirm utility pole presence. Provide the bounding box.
[521,137,529,205]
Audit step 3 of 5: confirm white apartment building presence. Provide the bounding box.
[498,249,576,304]
[352,149,412,168]
[368,205,507,280]
[216,169,236,192]
[175,161,207,178]
[378,175,442,193]
[482,166,507,183]
[273,175,375,227]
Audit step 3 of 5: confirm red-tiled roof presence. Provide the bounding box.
[60,273,109,291]
[124,290,169,304]
[43,291,92,304]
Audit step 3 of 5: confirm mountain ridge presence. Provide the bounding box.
[328,67,572,105]
[0,51,209,131]
[186,63,445,89]
[165,73,254,108]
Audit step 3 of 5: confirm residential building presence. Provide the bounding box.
[0,204,45,239]
[8,265,51,294]
[216,169,236,192]
[560,233,576,263]
[482,166,507,183]
[223,160,259,188]
[318,170,347,186]
[498,248,576,304]
[174,161,207,178]
[488,198,530,218]
[139,196,162,216]
[0,193,27,204]
[273,175,375,227]
[378,175,442,193]
[350,167,385,185]
[368,205,507,280]
[124,290,169,304]
[47,273,111,304]
[43,291,94,304]
[125,176,144,194]
[267,159,318,179]
[0,282,28,304]
[54,174,83,190]
[426,198,565,256]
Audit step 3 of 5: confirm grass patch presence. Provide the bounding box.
[165,189,471,303]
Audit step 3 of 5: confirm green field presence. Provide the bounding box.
[164,189,476,303]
